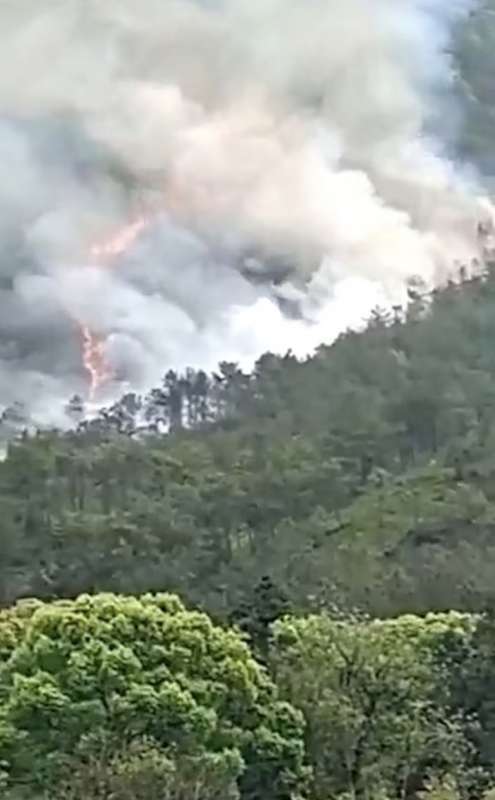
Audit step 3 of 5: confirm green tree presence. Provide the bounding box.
[271,612,471,800]
[0,593,307,800]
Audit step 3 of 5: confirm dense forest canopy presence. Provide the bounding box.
[3,258,495,796]
[455,0,495,175]
[4,263,495,618]
[5,3,495,799]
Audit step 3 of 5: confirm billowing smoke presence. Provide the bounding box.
[0,0,490,421]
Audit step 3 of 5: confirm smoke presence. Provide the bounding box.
[0,0,490,420]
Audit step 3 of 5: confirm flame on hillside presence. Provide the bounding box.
[79,216,149,399]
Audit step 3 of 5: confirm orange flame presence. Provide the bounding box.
[80,215,149,400]
[80,325,113,399]
[90,217,147,261]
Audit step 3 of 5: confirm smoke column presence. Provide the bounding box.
[0,0,490,422]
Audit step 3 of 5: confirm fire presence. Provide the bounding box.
[80,325,113,400]
[79,215,150,400]
[90,217,147,261]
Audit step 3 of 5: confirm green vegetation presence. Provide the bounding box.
[5,594,495,798]
[7,63,495,786]
[1,8,495,798]
[0,593,306,799]
[3,263,495,796]
[272,612,474,800]
[5,266,495,618]
[455,0,495,174]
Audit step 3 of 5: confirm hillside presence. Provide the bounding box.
[455,0,495,175]
[6,257,495,799]
[1,263,495,621]
[5,2,495,798]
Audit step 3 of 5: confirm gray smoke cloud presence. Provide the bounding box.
[0,0,491,422]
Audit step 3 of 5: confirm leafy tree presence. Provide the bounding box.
[271,612,472,800]
[230,576,291,660]
[6,264,495,622]
[0,594,307,800]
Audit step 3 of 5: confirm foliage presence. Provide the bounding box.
[0,593,307,800]
[454,0,495,175]
[5,270,495,620]
[271,612,473,800]
[4,192,495,796]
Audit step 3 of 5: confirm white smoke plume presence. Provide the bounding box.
[0,0,490,420]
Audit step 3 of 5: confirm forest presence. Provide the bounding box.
[3,257,495,799]
[4,3,495,798]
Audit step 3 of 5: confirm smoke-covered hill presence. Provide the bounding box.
[3,264,495,616]
[0,0,493,420]
[455,0,495,175]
